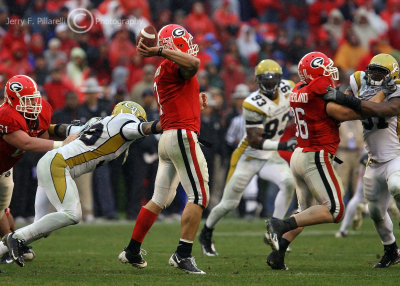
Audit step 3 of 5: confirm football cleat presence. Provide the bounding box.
[373,248,400,268]
[264,218,285,252]
[266,251,288,270]
[199,227,218,256]
[169,252,205,274]
[118,248,147,268]
[335,230,348,238]
[2,233,25,267]
[0,245,35,264]
[0,253,13,264]
[21,245,35,262]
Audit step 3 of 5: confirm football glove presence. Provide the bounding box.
[381,75,397,96]
[278,137,297,151]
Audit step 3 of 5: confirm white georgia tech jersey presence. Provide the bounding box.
[58,113,145,178]
[239,79,294,160]
[349,71,400,162]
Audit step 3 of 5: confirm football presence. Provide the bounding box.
[136,25,158,48]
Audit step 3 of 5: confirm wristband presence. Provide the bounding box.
[158,47,164,57]
[151,119,160,134]
[53,141,63,149]
[54,124,63,137]
[260,139,279,150]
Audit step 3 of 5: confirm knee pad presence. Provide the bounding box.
[388,172,400,198]
[221,198,240,211]
[65,208,82,224]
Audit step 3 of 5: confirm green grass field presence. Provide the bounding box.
[0,217,399,286]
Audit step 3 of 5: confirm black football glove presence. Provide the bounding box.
[278,137,297,151]
[381,75,397,96]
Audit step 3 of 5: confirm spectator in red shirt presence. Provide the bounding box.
[2,16,24,51]
[213,0,240,30]
[55,23,78,57]
[29,33,44,57]
[185,1,217,36]
[251,0,282,23]
[388,14,400,50]
[8,41,33,76]
[44,67,76,111]
[308,0,339,35]
[220,54,246,107]
[108,29,135,68]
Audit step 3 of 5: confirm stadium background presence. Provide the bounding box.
[0,0,399,222]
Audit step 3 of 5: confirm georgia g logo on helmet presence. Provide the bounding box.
[311,57,324,68]
[9,82,23,92]
[172,28,185,38]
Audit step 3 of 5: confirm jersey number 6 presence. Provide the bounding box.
[291,107,309,139]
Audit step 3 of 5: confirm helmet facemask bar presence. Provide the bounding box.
[320,60,339,81]
[15,91,42,120]
[158,34,199,57]
[256,73,282,96]
[366,64,390,86]
[186,34,199,56]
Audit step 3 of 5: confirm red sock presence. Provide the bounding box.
[131,207,158,243]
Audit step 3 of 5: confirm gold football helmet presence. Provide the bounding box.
[366,53,399,86]
[112,101,147,122]
[255,59,282,96]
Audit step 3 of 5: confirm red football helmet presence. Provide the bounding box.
[297,52,339,84]
[158,24,199,56]
[4,75,42,120]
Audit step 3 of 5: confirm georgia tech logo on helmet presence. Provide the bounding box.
[311,57,324,68]
[123,102,138,113]
[9,82,23,92]
[172,28,185,37]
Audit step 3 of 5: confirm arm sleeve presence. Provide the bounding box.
[120,121,145,141]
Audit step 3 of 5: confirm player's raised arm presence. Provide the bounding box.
[137,25,200,79]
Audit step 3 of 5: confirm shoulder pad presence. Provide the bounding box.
[243,92,265,115]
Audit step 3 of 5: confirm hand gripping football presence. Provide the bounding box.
[136,25,158,48]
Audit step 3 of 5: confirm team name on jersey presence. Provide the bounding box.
[289,92,308,103]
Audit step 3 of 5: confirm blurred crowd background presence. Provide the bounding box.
[0,0,398,223]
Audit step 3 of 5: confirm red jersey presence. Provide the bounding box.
[0,100,53,173]
[153,59,201,133]
[290,77,340,155]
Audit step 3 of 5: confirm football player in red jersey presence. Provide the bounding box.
[119,24,209,274]
[263,51,391,270]
[0,75,75,263]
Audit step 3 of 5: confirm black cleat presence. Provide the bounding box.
[264,218,285,252]
[169,252,205,274]
[0,253,13,264]
[266,251,288,270]
[374,248,400,268]
[199,227,218,256]
[118,248,147,268]
[2,233,25,267]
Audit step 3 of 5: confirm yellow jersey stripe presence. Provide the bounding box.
[243,102,265,115]
[50,153,68,203]
[226,138,248,184]
[354,71,362,97]
[65,134,125,168]
[397,116,400,141]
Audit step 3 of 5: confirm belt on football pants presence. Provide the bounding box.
[328,153,343,164]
